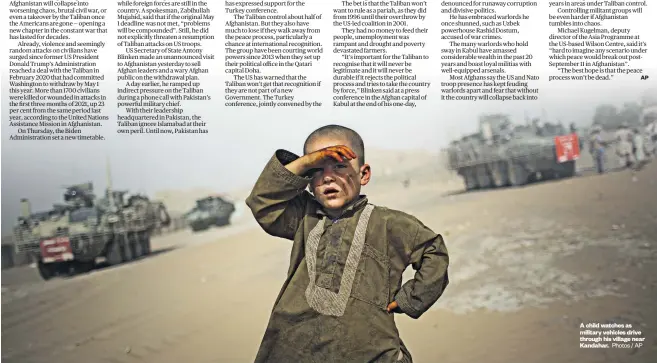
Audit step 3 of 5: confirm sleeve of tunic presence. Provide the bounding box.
[393,222,450,319]
[245,149,313,241]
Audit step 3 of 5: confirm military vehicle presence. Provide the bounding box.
[446,114,580,190]
[184,195,235,232]
[12,183,171,280]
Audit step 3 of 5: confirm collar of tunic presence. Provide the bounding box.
[314,195,369,222]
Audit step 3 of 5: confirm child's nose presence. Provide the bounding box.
[321,166,337,179]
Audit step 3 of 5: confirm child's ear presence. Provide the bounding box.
[359,164,371,186]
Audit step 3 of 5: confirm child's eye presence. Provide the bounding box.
[335,164,347,168]
[306,168,322,175]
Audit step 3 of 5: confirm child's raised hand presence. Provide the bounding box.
[284,145,357,176]
[302,145,357,168]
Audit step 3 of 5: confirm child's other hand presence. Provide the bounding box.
[386,301,400,313]
[303,145,357,169]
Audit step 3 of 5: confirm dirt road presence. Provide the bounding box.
[2,162,656,363]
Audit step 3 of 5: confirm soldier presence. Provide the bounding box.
[632,128,645,165]
[646,118,657,157]
[588,125,606,174]
[614,122,634,168]
[569,122,583,153]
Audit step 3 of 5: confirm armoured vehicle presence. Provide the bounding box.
[12,183,171,280]
[446,114,580,190]
[184,195,235,232]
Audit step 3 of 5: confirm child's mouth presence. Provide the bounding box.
[323,187,340,197]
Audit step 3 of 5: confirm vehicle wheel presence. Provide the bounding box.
[507,162,528,186]
[539,170,555,180]
[475,165,492,188]
[133,233,143,258]
[561,161,576,177]
[106,239,123,266]
[59,262,78,276]
[491,162,508,187]
[466,168,478,190]
[546,161,576,180]
[141,234,152,255]
[74,261,94,274]
[37,261,56,280]
[121,234,134,262]
[463,177,474,191]
[192,223,208,232]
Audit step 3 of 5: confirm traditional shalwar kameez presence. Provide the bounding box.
[245,150,450,363]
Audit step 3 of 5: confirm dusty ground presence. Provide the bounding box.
[2,157,656,363]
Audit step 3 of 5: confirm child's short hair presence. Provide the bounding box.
[303,125,365,166]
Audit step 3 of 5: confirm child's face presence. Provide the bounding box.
[305,136,370,213]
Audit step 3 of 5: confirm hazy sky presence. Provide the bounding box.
[2,1,656,232]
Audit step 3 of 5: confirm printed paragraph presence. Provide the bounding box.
[547,0,649,82]
[116,0,214,136]
[225,0,323,108]
[333,0,430,108]
[579,322,646,349]
[439,1,539,102]
[7,0,109,141]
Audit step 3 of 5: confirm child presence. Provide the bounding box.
[245,125,449,363]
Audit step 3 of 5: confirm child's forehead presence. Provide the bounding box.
[305,136,354,153]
